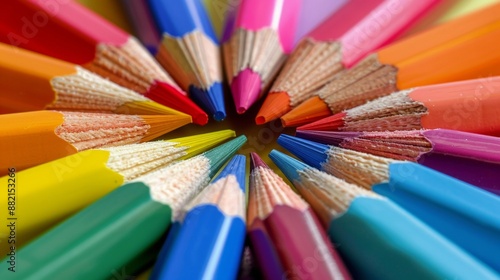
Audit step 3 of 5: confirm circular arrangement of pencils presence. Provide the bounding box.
[1,1,500,279]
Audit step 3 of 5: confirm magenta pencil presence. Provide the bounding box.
[247,153,351,280]
[296,128,500,195]
[223,0,301,114]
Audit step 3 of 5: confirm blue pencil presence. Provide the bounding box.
[278,134,500,272]
[150,155,247,280]
[269,150,500,280]
[148,0,226,121]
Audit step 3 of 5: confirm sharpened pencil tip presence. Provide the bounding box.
[231,68,262,114]
[189,83,226,122]
[255,91,291,125]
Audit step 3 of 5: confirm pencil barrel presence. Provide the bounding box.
[329,197,498,280]
[0,183,172,279]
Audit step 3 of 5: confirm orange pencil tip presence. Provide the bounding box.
[255,91,291,125]
[281,96,332,127]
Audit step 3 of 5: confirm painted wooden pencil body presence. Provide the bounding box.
[299,76,500,135]
[283,3,500,126]
[277,135,500,272]
[0,130,234,255]
[0,136,247,279]
[297,129,500,193]
[223,0,301,114]
[151,155,246,280]
[0,0,208,124]
[257,0,438,124]
[270,150,500,280]
[122,0,161,54]
[248,153,351,280]
[149,0,226,121]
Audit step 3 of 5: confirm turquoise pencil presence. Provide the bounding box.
[270,150,499,280]
[278,134,500,273]
[0,136,246,279]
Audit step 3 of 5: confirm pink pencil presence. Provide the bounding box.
[223,0,301,114]
[258,0,438,125]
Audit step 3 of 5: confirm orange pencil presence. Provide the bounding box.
[0,1,208,125]
[0,111,191,174]
[298,76,500,136]
[283,3,500,127]
[0,43,186,116]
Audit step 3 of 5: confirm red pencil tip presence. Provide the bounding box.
[231,68,262,114]
[146,81,208,125]
[298,112,347,131]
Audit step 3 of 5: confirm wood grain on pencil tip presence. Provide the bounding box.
[150,155,247,280]
[258,0,438,125]
[0,0,208,124]
[269,150,500,280]
[299,77,500,135]
[248,152,351,280]
[0,43,188,117]
[283,3,500,127]
[223,0,301,114]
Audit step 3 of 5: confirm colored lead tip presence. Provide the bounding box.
[298,112,347,131]
[281,96,332,127]
[189,82,227,122]
[231,69,262,114]
[255,91,291,125]
[269,150,309,182]
[277,134,329,170]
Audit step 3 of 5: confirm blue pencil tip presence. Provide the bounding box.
[277,134,329,170]
[189,83,226,121]
[269,150,309,182]
[213,154,247,192]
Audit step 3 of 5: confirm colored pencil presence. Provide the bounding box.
[223,0,301,114]
[0,43,185,116]
[247,152,351,280]
[150,154,247,280]
[0,0,209,124]
[296,128,500,194]
[0,130,234,256]
[298,77,500,134]
[148,0,226,121]
[0,135,247,279]
[282,3,500,126]
[277,135,500,272]
[121,0,161,54]
[256,0,437,124]
[0,111,190,173]
[270,150,500,280]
